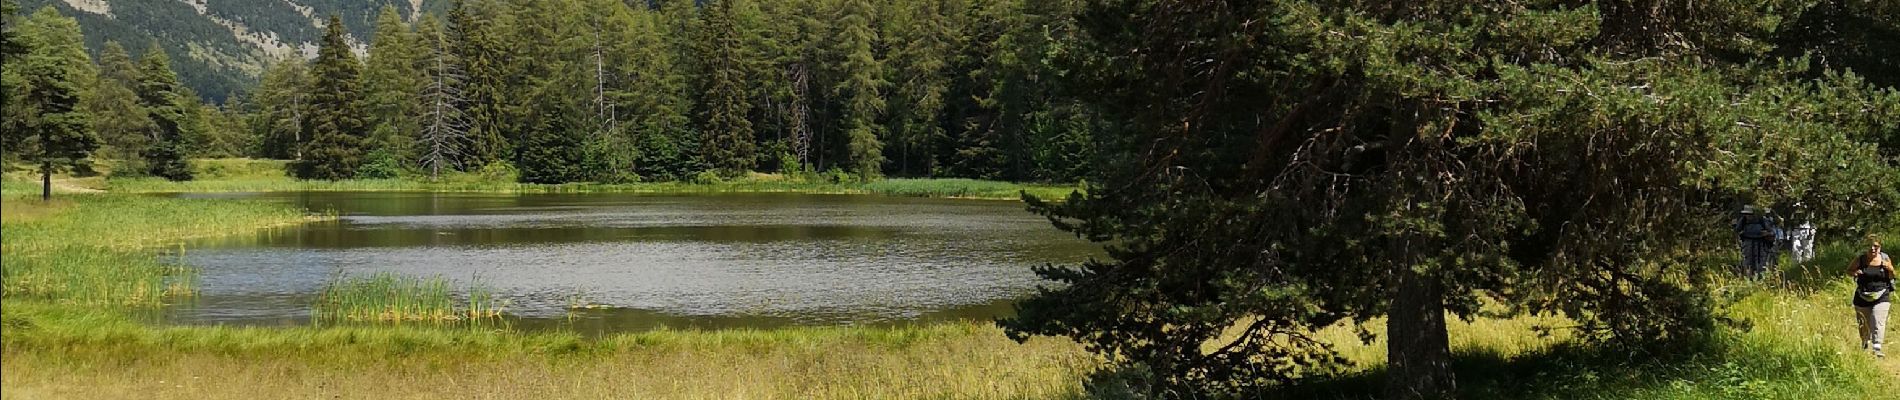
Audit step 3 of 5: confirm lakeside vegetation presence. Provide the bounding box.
[314,272,507,325]
[0,190,312,307]
[81,158,1080,200]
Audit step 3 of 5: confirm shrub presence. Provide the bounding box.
[475,161,519,182]
[690,170,725,184]
[822,167,857,184]
[356,149,405,179]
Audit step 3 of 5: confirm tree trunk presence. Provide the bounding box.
[1385,265,1454,399]
[40,161,52,201]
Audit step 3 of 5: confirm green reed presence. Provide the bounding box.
[313,272,506,326]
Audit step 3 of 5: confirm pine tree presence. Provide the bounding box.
[195,100,250,158]
[1001,2,1900,398]
[362,5,423,171]
[293,15,369,180]
[620,4,696,181]
[777,0,831,172]
[0,0,19,60]
[447,0,510,170]
[8,7,98,199]
[0,0,22,161]
[413,14,469,179]
[82,40,153,165]
[699,0,756,174]
[886,0,958,176]
[134,43,194,181]
[832,0,887,180]
[252,57,310,160]
[508,0,595,184]
[941,0,1076,181]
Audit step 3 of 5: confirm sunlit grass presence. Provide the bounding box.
[1,193,315,307]
[0,302,1097,400]
[0,248,198,307]
[1250,255,1895,399]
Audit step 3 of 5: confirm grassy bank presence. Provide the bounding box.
[1,192,315,307]
[97,158,1082,200]
[2,181,1895,398]
[1,303,1093,400]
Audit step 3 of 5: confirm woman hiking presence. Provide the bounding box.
[1850,239,1894,358]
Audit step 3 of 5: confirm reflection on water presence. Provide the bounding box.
[166,192,1096,334]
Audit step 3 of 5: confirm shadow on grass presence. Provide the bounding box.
[1233,337,1855,399]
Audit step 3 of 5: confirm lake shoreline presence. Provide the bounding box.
[88,176,1083,201]
[20,158,1082,201]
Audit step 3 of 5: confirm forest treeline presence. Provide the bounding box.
[1,0,1099,184]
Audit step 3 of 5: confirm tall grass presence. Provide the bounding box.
[1,302,1097,399]
[313,272,506,325]
[1,249,197,307]
[1,194,314,307]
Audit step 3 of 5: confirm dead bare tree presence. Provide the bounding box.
[417,23,469,180]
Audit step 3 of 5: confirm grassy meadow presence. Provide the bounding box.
[0,161,1895,399]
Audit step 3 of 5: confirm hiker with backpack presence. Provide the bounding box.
[1850,239,1893,358]
[1734,206,1779,278]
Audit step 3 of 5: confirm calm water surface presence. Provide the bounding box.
[166,192,1096,333]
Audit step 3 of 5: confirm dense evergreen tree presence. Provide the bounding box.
[192,100,249,158]
[27,0,1106,185]
[447,0,511,170]
[0,0,19,59]
[4,0,1129,185]
[698,0,756,174]
[1000,1,1900,398]
[938,0,1018,180]
[362,5,424,169]
[0,0,29,163]
[612,5,694,181]
[251,57,310,160]
[831,0,886,179]
[133,43,193,181]
[293,15,369,180]
[506,0,595,183]
[6,7,98,199]
[884,0,958,177]
[81,40,152,165]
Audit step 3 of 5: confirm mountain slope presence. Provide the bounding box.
[18,0,440,103]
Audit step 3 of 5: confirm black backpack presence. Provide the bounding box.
[1738,216,1774,240]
